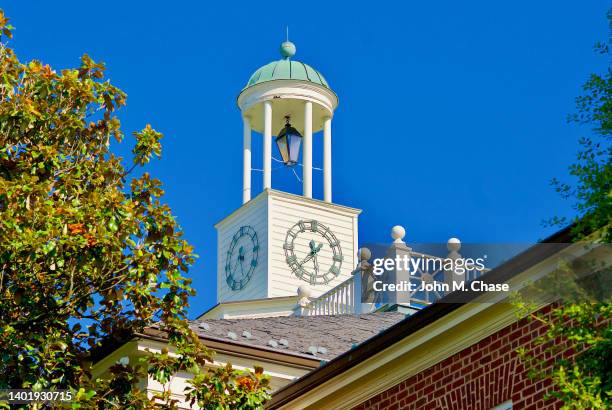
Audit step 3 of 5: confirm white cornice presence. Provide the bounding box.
[196,295,298,320]
[237,80,339,115]
[214,189,361,230]
[268,189,362,217]
[213,189,268,229]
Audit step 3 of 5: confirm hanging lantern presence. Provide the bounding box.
[275,116,302,166]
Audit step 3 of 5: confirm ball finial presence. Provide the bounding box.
[280,41,296,59]
[447,237,461,252]
[358,247,372,261]
[297,285,311,299]
[391,225,406,243]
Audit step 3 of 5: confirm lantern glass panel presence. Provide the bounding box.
[287,134,302,164]
[275,122,302,166]
[276,134,290,164]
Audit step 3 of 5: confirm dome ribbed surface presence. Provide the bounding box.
[245,59,329,89]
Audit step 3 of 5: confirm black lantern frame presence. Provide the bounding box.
[275,116,302,166]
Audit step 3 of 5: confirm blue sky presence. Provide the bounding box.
[4,1,609,315]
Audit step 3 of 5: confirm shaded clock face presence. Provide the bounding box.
[225,226,259,291]
[283,220,343,285]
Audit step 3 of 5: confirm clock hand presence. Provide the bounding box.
[308,240,324,255]
[297,253,314,267]
[313,255,320,274]
[232,256,241,273]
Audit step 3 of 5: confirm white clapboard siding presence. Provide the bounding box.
[215,193,268,303]
[215,189,361,303]
[268,190,360,299]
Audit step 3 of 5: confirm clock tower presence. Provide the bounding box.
[202,41,361,319]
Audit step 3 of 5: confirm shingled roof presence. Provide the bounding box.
[186,312,406,361]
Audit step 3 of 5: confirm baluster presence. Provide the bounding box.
[332,291,336,314]
[348,280,352,312]
[346,284,350,313]
[349,277,355,313]
[335,290,339,314]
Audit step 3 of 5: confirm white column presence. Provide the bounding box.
[263,101,272,190]
[242,116,251,204]
[303,101,313,198]
[323,117,332,203]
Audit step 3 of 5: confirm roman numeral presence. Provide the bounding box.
[310,220,318,232]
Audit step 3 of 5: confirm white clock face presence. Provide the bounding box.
[283,220,343,285]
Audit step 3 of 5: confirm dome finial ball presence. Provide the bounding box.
[280,41,296,59]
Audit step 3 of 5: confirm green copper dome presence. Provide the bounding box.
[244,41,330,89]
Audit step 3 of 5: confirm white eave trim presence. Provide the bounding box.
[237,80,339,115]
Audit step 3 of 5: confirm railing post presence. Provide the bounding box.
[385,225,413,307]
[294,285,312,316]
[445,238,462,288]
[354,247,376,314]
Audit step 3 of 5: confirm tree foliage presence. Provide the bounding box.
[547,11,611,242]
[512,270,611,409]
[0,10,269,409]
[516,10,612,410]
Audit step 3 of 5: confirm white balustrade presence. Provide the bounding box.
[297,230,489,316]
[297,274,358,316]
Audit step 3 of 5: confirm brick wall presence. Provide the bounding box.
[353,307,564,410]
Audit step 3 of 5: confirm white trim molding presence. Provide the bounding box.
[237,80,338,119]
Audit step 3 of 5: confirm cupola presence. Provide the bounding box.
[237,41,338,204]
